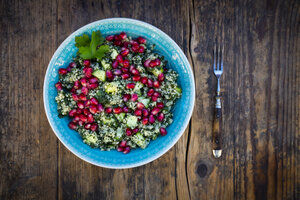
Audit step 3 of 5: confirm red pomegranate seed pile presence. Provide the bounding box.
[55,32,170,154]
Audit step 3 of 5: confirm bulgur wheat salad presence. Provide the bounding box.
[54,31,181,154]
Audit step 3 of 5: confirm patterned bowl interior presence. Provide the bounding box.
[43,18,195,168]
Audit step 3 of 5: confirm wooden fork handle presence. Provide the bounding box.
[212,95,222,158]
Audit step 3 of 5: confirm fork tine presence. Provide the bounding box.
[217,43,220,70]
[213,43,216,70]
[220,44,224,71]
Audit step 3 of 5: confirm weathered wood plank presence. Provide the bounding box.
[187,0,299,199]
[0,0,58,199]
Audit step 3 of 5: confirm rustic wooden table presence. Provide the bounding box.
[1,0,299,199]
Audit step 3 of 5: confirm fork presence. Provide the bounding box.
[212,43,223,158]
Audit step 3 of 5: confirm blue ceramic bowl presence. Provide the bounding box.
[43,18,195,169]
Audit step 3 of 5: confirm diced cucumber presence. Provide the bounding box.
[110,49,118,59]
[83,133,98,146]
[134,82,143,91]
[115,113,125,122]
[102,116,115,125]
[114,127,123,141]
[104,82,118,94]
[151,67,163,77]
[92,69,106,82]
[138,97,150,108]
[126,115,138,128]
[101,59,111,70]
[131,132,148,149]
[175,87,182,93]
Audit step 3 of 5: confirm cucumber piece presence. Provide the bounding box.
[126,115,138,128]
[151,67,163,77]
[114,127,124,141]
[115,113,125,122]
[175,87,182,93]
[92,70,106,82]
[138,97,150,108]
[110,49,118,59]
[101,59,111,70]
[83,133,98,146]
[131,132,148,149]
[134,82,143,91]
[102,116,115,125]
[104,82,118,94]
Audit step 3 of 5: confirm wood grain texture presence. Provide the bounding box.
[0,0,299,200]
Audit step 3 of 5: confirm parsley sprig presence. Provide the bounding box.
[75,31,109,60]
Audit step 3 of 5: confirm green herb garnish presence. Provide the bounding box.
[75,31,109,60]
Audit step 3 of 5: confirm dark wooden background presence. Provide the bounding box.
[0,0,299,199]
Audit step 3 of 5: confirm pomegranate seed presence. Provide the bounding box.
[147,89,155,96]
[83,108,89,115]
[58,68,67,75]
[123,94,131,102]
[137,37,147,44]
[80,78,87,87]
[126,128,132,136]
[151,96,158,102]
[140,77,148,84]
[138,46,145,53]
[79,93,87,101]
[119,32,127,40]
[131,93,138,101]
[83,67,93,78]
[78,121,84,126]
[90,123,98,131]
[160,127,167,136]
[151,107,161,115]
[69,62,76,68]
[126,83,135,89]
[89,105,98,114]
[106,70,114,79]
[114,35,121,40]
[84,100,91,107]
[84,123,91,130]
[90,97,98,105]
[113,107,123,114]
[122,106,129,113]
[131,44,139,52]
[121,67,129,73]
[153,81,160,88]
[123,146,131,154]
[147,79,153,88]
[89,77,98,84]
[142,117,148,125]
[81,87,88,95]
[153,92,161,97]
[76,108,83,114]
[133,127,139,134]
[70,87,76,93]
[106,35,114,41]
[121,73,130,79]
[72,93,79,101]
[83,60,90,67]
[87,113,94,123]
[119,140,127,147]
[158,73,165,82]
[149,115,155,124]
[105,107,112,114]
[79,114,87,122]
[123,41,129,47]
[114,40,122,46]
[121,48,129,57]
[77,101,84,109]
[157,102,164,108]
[117,147,124,152]
[157,112,165,122]
[97,104,104,112]
[143,59,151,67]
[113,69,122,76]
[116,54,123,63]
[132,75,141,81]
[142,108,149,117]
[55,82,63,90]
[130,39,138,45]
[73,115,80,122]
[112,60,119,69]
[149,59,161,67]
[73,80,80,89]
[131,68,140,75]
[68,122,77,130]
[89,83,98,89]
[69,109,77,117]
[137,102,144,109]
[134,109,142,116]
[123,59,130,68]
[66,66,72,72]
